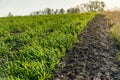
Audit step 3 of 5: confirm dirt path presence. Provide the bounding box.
[52,14,120,80]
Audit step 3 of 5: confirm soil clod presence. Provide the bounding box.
[52,14,120,80]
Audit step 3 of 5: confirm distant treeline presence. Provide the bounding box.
[8,0,105,16]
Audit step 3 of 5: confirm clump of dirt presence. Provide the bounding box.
[52,14,120,80]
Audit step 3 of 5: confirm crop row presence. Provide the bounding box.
[0,13,97,80]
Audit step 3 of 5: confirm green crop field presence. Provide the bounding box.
[0,13,97,80]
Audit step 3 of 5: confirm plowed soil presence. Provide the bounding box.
[52,14,120,80]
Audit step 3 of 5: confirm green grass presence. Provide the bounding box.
[111,25,120,61]
[117,52,120,61]
[111,25,120,43]
[0,13,97,80]
[104,11,120,61]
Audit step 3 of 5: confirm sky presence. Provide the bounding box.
[0,0,120,17]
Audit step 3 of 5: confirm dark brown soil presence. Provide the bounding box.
[52,14,120,80]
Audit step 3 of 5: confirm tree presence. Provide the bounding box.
[59,8,65,14]
[54,9,59,14]
[44,8,54,15]
[67,7,80,14]
[79,1,105,12]
[8,12,13,17]
[73,6,80,13]
[67,8,74,13]
[30,10,43,15]
[79,4,87,12]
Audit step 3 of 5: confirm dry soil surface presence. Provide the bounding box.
[52,14,120,80]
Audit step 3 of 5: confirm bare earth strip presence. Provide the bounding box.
[53,14,120,80]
